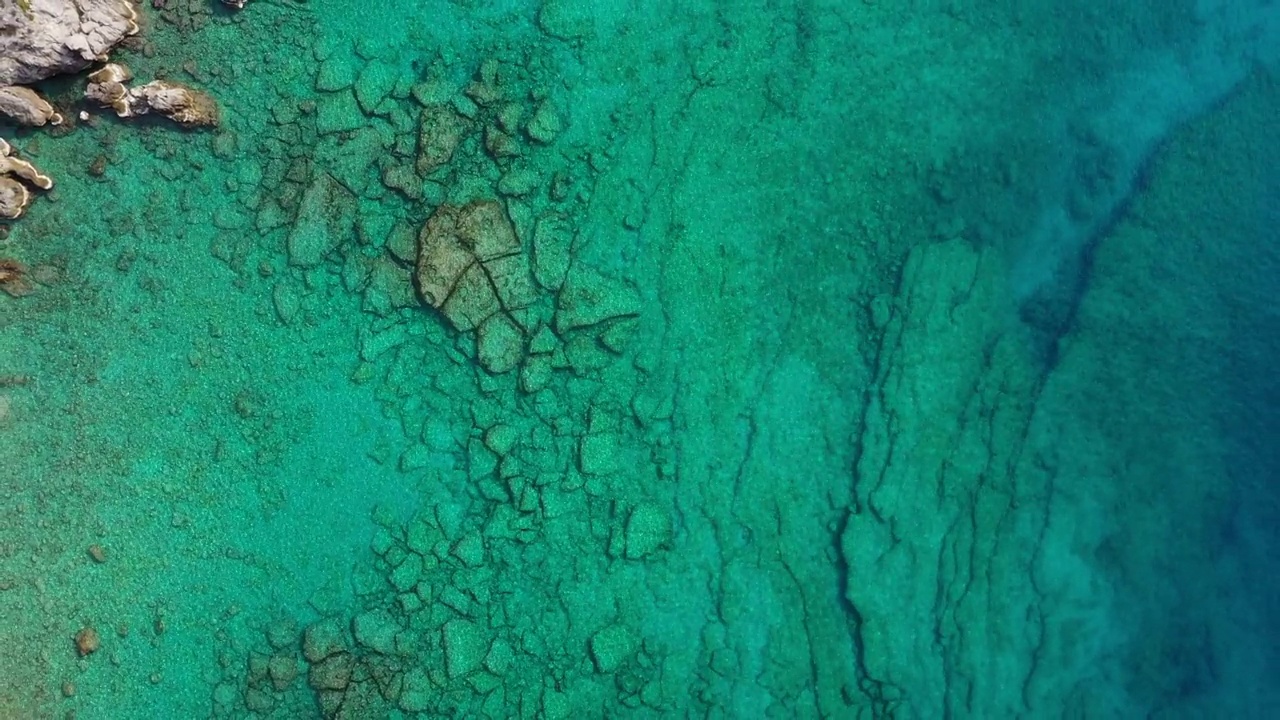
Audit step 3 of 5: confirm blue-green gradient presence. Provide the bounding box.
[1,1,1278,717]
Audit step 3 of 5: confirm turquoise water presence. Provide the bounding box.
[2,1,1279,717]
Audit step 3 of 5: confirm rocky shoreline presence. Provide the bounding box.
[0,0,139,88]
[0,0,218,220]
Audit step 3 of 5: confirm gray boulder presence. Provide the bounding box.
[0,0,139,86]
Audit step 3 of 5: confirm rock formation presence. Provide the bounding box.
[0,138,53,219]
[415,201,540,373]
[0,0,139,86]
[0,85,62,126]
[86,63,221,128]
[415,200,539,333]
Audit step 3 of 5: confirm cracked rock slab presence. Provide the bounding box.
[415,200,537,334]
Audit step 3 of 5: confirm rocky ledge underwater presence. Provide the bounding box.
[0,1,680,717]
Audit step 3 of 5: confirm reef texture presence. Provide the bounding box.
[0,0,139,86]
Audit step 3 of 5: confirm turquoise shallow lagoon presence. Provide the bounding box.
[2,1,1279,718]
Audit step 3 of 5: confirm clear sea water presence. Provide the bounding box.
[1,1,1278,718]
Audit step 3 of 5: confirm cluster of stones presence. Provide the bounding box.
[0,0,139,89]
[209,39,668,720]
[0,0,136,218]
[219,280,675,718]
[210,618,305,715]
[407,60,644,380]
[222,481,675,718]
[149,0,226,34]
[290,510,490,717]
[265,43,642,382]
[0,0,139,126]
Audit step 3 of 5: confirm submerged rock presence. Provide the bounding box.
[476,313,524,374]
[0,0,139,86]
[554,266,641,332]
[354,59,396,115]
[287,171,357,267]
[415,200,538,334]
[416,104,468,175]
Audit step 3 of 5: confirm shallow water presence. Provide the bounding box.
[2,1,1278,717]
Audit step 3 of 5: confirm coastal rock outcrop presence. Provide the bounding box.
[0,138,53,219]
[0,86,62,127]
[0,0,139,86]
[86,63,221,128]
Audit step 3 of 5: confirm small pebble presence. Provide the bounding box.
[75,627,99,657]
